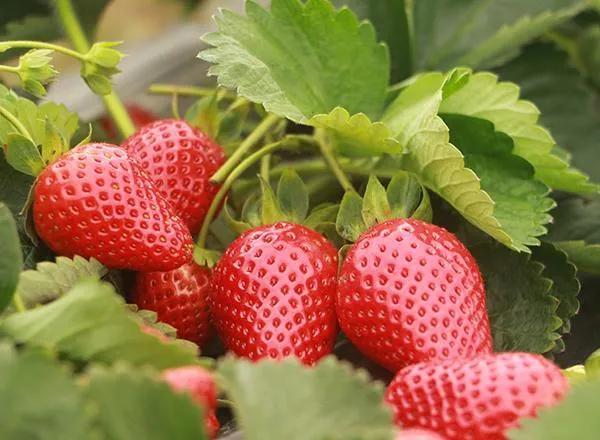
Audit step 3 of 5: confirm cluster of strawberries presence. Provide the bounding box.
[32,118,568,439]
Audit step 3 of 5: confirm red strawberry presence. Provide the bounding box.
[210,222,338,364]
[396,429,446,440]
[33,143,193,271]
[123,119,226,234]
[385,353,569,440]
[100,103,157,141]
[162,366,219,438]
[134,261,212,346]
[336,218,492,372]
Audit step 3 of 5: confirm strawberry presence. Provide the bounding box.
[162,366,219,438]
[396,429,446,440]
[385,353,569,440]
[210,222,338,364]
[123,119,226,234]
[336,218,492,372]
[33,143,193,271]
[100,103,157,141]
[134,261,212,346]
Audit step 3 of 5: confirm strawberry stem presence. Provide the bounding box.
[149,84,236,99]
[53,0,135,139]
[0,41,86,61]
[197,139,287,249]
[210,113,281,184]
[315,129,356,193]
[0,105,36,145]
[12,294,26,313]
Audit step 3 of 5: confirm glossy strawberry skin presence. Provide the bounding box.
[162,366,219,438]
[395,429,446,440]
[385,353,569,440]
[123,119,226,234]
[336,218,492,372]
[210,222,338,364]
[134,262,212,346]
[33,143,193,271]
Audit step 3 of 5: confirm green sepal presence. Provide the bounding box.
[193,246,222,269]
[277,169,309,223]
[16,49,57,97]
[387,171,433,222]
[585,348,600,380]
[81,42,123,96]
[5,133,44,176]
[336,191,367,242]
[259,175,286,225]
[185,91,221,139]
[563,365,587,386]
[304,203,339,230]
[362,176,391,226]
[222,202,252,234]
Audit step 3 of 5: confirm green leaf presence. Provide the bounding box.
[16,255,107,308]
[439,72,597,194]
[5,133,44,176]
[472,242,561,353]
[585,349,600,380]
[533,243,580,336]
[413,0,587,70]
[199,0,389,123]
[497,43,600,184]
[0,150,34,216]
[382,73,515,250]
[509,378,600,440]
[0,343,89,440]
[362,176,391,227]
[553,241,600,276]
[336,190,367,242]
[219,356,394,440]
[442,114,554,250]
[0,203,22,312]
[85,364,207,440]
[277,169,309,223]
[386,172,432,222]
[0,279,201,369]
[309,107,401,157]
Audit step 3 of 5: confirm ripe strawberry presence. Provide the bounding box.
[336,218,492,372]
[395,429,446,440]
[385,353,569,440]
[162,366,219,438]
[33,143,193,271]
[123,119,226,234]
[134,261,212,346]
[100,103,157,141]
[210,222,338,364]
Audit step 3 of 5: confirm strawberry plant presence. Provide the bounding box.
[2,0,600,438]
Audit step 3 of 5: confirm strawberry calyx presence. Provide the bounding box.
[336,172,432,243]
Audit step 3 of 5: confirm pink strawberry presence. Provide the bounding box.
[336,218,492,371]
[134,261,212,346]
[210,222,338,364]
[33,143,193,271]
[162,366,219,438]
[123,119,226,234]
[396,429,446,440]
[385,353,569,439]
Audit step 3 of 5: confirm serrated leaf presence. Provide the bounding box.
[553,241,600,276]
[199,0,389,123]
[0,203,22,312]
[0,279,201,369]
[218,356,394,440]
[439,72,597,194]
[362,176,391,227]
[309,107,401,157]
[16,255,107,308]
[336,190,367,242]
[497,43,600,184]
[5,133,44,176]
[85,364,207,440]
[382,73,515,250]
[277,169,309,223]
[442,114,554,250]
[509,378,600,440]
[472,242,561,353]
[0,343,89,440]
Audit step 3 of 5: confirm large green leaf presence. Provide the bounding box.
[219,356,394,440]
[0,343,89,440]
[497,43,600,183]
[0,279,201,369]
[472,243,561,354]
[85,365,207,440]
[442,114,554,250]
[413,0,586,70]
[382,72,517,251]
[440,72,597,194]
[0,150,34,216]
[333,0,412,81]
[0,203,22,313]
[509,378,600,440]
[199,0,389,124]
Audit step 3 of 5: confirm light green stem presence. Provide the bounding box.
[210,113,280,183]
[0,105,35,145]
[316,132,355,193]
[54,0,135,138]
[197,140,285,249]
[1,40,86,61]
[0,65,19,74]
[149,83,235,99]
[12,294,26,313]
[260,154,271,181]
